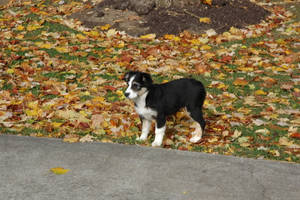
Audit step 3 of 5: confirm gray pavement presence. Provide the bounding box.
[0,135,300,200]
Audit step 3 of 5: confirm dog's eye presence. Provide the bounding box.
[132,83,141,90]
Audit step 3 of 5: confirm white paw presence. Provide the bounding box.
[140,135,148,141]
[136,135,147,142]
[151,140,162,147]
[190,135,202,143]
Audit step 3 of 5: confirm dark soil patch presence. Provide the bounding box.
[70,0,270,37]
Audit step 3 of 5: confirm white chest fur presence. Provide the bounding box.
[134,92,157,121]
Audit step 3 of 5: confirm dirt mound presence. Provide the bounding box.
[70,0,270,37]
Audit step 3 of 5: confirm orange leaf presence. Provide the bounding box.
[30,7,39,13]
[202,0,212,5]
[233,78,248,86]
[290,133,300,140]
[104,85,117,91]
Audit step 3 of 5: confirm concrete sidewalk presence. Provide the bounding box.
[0,135,299,200]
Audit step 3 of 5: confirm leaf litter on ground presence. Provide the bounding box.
[0,0,299,163]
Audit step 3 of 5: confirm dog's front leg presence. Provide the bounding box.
[137,119,151,141]
[152,116,166,147]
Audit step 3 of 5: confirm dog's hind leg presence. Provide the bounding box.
[187,108,205,143]
[152,115,166,147]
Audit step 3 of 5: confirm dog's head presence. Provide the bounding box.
[123,71,153,100]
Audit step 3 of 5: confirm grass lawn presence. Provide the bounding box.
[0,0,299,163]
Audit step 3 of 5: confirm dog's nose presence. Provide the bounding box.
[124,92,130,97]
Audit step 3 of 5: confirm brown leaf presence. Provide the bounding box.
[281,83,294,90]
[91,114,104,129]
[283,52,300,63]
[195,63,208,74]
[128,15,141,21]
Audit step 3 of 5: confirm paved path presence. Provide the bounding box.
[0,135,299,200]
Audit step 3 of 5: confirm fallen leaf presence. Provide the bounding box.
[199,17,211,24]
[202,0,212,5]
[206,29,217,36]
[91,114,104,129]
[164,138,174,146]
[79,134,95,142]
[290,133,300,140]
[233,78,248,86]
[106,29,117,37]
[63,134,79,143]
[100,24,111,30]
[255,128,270,136]
[140,34,156,40]
[279,137,300,148]
[232,129,242,140]
[255,90,267,95]
[50,167,70,175]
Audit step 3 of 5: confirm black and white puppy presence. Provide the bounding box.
[123,71,206,147]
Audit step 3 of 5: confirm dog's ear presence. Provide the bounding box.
[141,73,153,86]
[123,72,131,82]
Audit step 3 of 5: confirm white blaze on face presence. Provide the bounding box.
[125,76,138,99]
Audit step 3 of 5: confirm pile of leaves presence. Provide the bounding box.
[0,0,299,162]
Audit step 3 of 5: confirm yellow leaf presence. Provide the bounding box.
[190,39,202,45]
[55,46,69,53]
[229,27,241,35]
[40,43,53,49]
[164,34,180,41]
[35,42,53,49]
[88,30,100,37]
[27,24,41,31]
[16,25,24,31]
[255,90,267,95]
[100,24,111,31]
[52,122,63,128]
[25,109,41,117]
[50,167,70,175]
[269,149,280,157]
[92,96,105,102]
[200,45,211,50]
[76,34,87,40]
[199,17,211,24]
[28,101,39,109]
[6,68,14,74]
[117,41,125,48]
[16,34,24,40]
[79,110,88,117]
[140,33,156,40]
